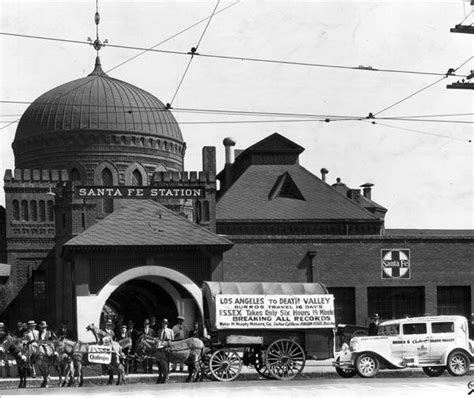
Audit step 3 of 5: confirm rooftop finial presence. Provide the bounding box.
[87,0,108,55]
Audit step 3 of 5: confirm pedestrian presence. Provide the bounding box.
[116,325,130,375]
[23,320,38,378]
[149,316,159,334]
[13,321,26,338]
[188,321,203,339]
[141,319,155,373]
[157,319,174,341]
[0,322,11,378]
[104,319,115,341]
[368,313,380,336]
[38,321,57,341]
[171,316,188,372]
[56,321,73,340]
[126,320,139,373]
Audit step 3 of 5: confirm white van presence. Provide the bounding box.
[334,315,473,378]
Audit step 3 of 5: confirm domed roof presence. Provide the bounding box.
[15,57,183,142]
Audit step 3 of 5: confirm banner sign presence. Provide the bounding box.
[215,294,335,329]
[381,249,411,279]
[88,345,112,364]
[74,186,205,199]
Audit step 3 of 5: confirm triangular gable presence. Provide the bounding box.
[245,132,304,154]
[268,172,305,201]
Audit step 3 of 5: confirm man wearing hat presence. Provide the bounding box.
[157,319,174,341]
[116,325,130,374]
[23,321,39,378]
[38,321,56,341]
[126,320,139,373]
[141,319,155,373]
[171,316,188,372]
[368,313,380,336]
[104,319,115,341]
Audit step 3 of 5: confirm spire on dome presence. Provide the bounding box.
[87,0,108,55]
[88,56,107,76]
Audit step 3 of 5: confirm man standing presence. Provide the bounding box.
[56,321,73,340]
[0,322,11,378]
[368,313,380,336]
[126,320,139,373]
[157,319,174,341]
[13,321,25,338]
[38,321,56,341]
[104,320,115,341]
[23,321,39,378]
[141,319,155,373]
[171,316,188,372]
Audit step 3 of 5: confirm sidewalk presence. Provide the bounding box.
[0,359,438,389]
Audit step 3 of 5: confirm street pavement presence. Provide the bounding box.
[0,359,473,397]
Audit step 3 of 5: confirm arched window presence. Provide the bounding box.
[101,168,113,214]
[39,200,46,221]
[30,200,38,221]
[12,200,19,220]
[131,169,143,186]
[203,200,210,222]
[21,200,29,221]
[70,168,81,182]
[47,200,54,222]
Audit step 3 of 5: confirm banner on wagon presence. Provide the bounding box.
[215,294,335,329]
[88,345,112,364]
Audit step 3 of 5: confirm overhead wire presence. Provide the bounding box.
[105,0,240,74]
[0,31,469,78]
[168,0,221,107]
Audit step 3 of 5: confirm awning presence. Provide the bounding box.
[0,263,11,283]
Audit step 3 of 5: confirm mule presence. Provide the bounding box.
[84,324,126,385]
[0,334,28,388]
[135,336,204,383]
[26,340,65,388]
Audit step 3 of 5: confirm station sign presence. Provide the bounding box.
[215,294,335,329]
[381,249,411,279]
[74,186,205,199]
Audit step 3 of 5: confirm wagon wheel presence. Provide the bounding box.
[254,350,274,379]
[201,351,216,380]
[209,349,242,382]
[265,339,306,380]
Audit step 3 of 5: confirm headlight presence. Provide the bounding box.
[350,340,360,351]
[341,343,349,353]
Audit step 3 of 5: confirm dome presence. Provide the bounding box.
[15,57,183,142]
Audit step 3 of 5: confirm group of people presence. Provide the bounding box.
[0,319,73,378]
[101,315,204,374]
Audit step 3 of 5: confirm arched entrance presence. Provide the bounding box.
[76,266,203,341]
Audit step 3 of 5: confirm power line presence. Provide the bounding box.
[365,120,471,143]
[378,117,474,124]
[168,0,221,107]
[1,31,469,78]
[105,0,240,74]
[378,112,474,119]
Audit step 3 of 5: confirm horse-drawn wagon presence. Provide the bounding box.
[201,281,336,381]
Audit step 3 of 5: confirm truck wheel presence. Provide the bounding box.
[336,366,357,378]
[422,366,445,377]
[447,351,471,376]
[355,353,379,378]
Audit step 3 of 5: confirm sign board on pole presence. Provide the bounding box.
[215,294,335,329]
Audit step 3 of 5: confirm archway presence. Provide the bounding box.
[76,266,203,341]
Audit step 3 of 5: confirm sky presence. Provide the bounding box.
[0,0,472,230]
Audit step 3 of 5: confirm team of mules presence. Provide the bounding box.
[0,324,205,389]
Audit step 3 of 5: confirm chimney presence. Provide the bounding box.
[320,168,328,183]
[223,137,236,189]
[347,189,361,203]
[331,177,347,195]
[360,183,374,200]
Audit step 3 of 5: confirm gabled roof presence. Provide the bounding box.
[216,164,379,221]
[243,132,304,155]
[64,200,233,249]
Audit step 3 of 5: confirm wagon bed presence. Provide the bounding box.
[201,281,335,381]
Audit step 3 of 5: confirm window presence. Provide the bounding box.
[47,200,54,221]
[70,168,81,182]
[437,286,471,319]
[131,169,142,186]
[39,200,46,221]
[368,287,425,320]
[328,287,355,325]
[21,200,29,221]
[101,168,114,214]
[30,200,38,221]
[432,322,454,334]
[403,323,427,335]
[379,324,400,336]
[12,200,19,220]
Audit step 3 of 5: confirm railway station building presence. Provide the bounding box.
[0,56,472,340]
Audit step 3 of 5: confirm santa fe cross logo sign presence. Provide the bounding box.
[381,249,411,279]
